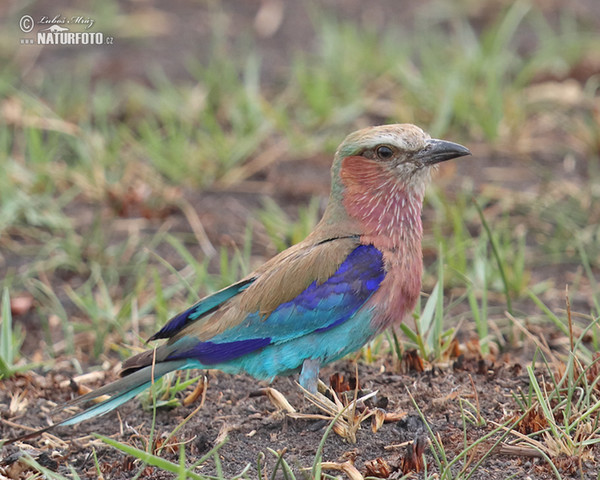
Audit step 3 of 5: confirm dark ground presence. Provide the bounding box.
[4,353,594,479]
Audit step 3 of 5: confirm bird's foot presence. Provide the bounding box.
[298,358,320,394]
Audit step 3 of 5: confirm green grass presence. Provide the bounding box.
[1,0,600,477]
[257,197,320,252]
[0,288,35,378]
[508,322,600,473]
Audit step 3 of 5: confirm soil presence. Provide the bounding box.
[3,354,596,479]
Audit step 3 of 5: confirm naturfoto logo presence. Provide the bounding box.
[19,14,114,46]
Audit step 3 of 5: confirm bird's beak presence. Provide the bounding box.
[416,139,471,165]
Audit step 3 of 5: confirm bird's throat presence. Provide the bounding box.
[339,156,424,254]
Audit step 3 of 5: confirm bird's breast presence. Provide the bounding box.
[366,249,422,332]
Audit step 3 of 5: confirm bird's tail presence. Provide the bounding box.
[5,359,188,444]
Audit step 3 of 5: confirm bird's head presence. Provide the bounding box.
[334,124,470,194]
[320,124,470,247]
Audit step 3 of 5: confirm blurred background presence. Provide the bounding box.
[2,1,600,477]
[1,0,600,374]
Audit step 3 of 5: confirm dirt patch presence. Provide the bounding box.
[2,354,597,479]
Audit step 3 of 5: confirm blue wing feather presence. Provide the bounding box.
[170,338,272,365]
[166,245,385,364]
[150,277,256,341]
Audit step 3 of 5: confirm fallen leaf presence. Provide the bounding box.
[261,387,296,413]
[364,457,392,478]
[320,461,364,480]
[402,350,424,373]
[371,408,386,433]
[400,437,426,473]
[183,375,207,406]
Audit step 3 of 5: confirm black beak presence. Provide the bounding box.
[416,139,471,165]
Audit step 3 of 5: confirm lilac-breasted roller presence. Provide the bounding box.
[14,124,470,432]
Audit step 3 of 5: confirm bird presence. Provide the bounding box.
[10,124,470,438]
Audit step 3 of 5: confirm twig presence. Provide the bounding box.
[566,285,574,353]
[177,199,217,258]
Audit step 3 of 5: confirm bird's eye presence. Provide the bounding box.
[376,146,394,160]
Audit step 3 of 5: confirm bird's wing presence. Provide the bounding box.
[163,240,385,363]
[123,237,385,372]
[148,235,355,343]
[149,277,257,341]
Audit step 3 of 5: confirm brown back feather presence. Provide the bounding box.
[120,237,361,376]
[173,235,359,342]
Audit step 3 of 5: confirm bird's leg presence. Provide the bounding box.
[299,358,321,394]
